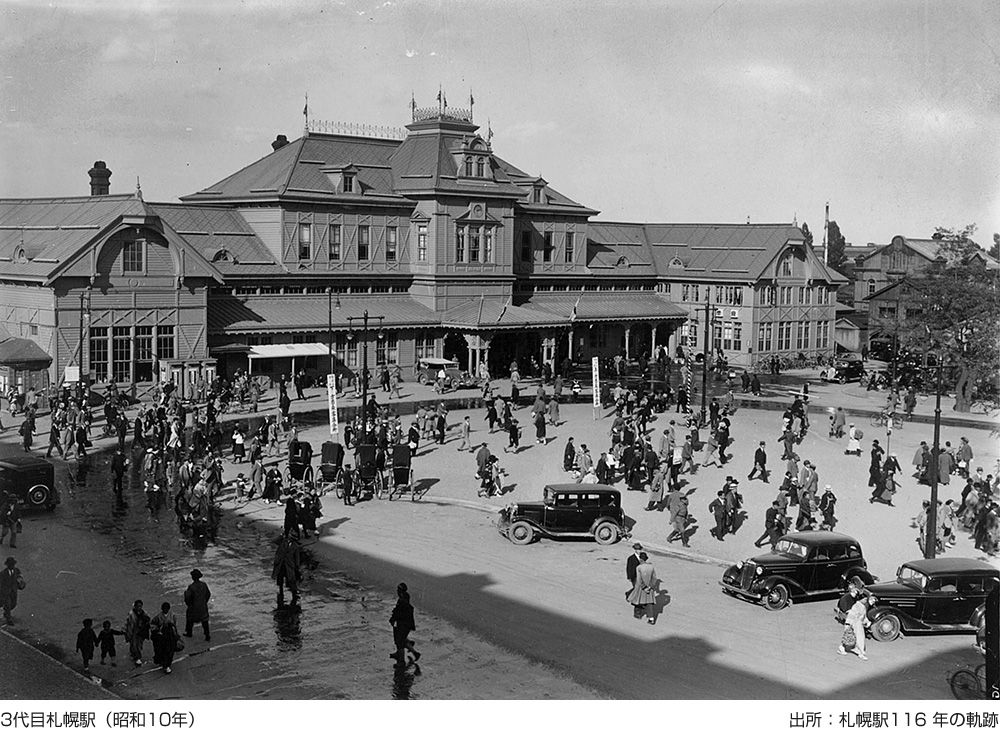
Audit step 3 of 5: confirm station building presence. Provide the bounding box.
[0,102,843,401]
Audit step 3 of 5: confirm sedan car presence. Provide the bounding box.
[413,357,475,390]
[0,454,60,511]
[866,558,998,642]
[497,484,628,546]
[820,359,865,384]
[720,531,874,610]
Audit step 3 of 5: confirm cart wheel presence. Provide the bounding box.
[334,471,344,499]
[409,471,416,501]
[375,473,384,499]
[304,466,314,486]
[388,481,397,501]
[284,465,293,484]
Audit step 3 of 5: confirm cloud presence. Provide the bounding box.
[902,103,982,137]
[739,63,813,97]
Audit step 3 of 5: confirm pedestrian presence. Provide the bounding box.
[183,569,211,641]
[548,396,560,426]
[754,500,786,549]
[563,437,576,472]
[701,429,722,468]
[839,595,875,661]
[18,417,32,452]
[0,497,21,549]
[868,441,884,488]
[709,490,728,540]
[1,557,24,624]
[831,407,847,438]
[458,416,471,451]
[625,542,643,598]
[110,447,128,497]
[388,582,420,665]
[485,403,498,433]
[273,530,302,606]
[75,423,90,459]
[626,552,659,623]
[819,485,838,530]
[45,421,64,458]
[76,618,98,674]
[666,492,691,546]
[846,423,862,456]
[533,410,546,445]
[96,619,124,666]
[436,410,446,445]
[575,444,594,481]
[232,427,246,463]
[150,602,179,674]
[124,599,150,666]
[750,374,762,396]
[504,417,520,453]
[748,441,769,482]
[647,463,666,512]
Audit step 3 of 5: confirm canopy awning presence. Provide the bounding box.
[248,343,331,360]
[0,337,53,368]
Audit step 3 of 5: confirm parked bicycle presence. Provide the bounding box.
[870,410,903,429]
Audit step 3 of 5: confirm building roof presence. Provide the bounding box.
[859,235,1000,270]
[0,337,52,367]
[440,296,569,329]
[208,294,441,335]
[527,293,687,323]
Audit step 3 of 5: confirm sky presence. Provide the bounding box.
[1,0,998,247]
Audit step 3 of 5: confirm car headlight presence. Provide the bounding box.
[736,560,744,569]
[756,566,764,575]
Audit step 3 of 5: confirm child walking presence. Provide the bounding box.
[97,620,125,666]
[76,618,98,674]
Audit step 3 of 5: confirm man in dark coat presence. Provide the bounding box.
[748,441,769,483]
[389,582,419,665]
[272,531,301,606]
[563,437,576,472]
[625,543,643,597]
[183,569,211,641]
[1,556,23,624]
[110,448,127,497]
[868,441,884,488]
[754,500,784,549]
[709,491,728,540]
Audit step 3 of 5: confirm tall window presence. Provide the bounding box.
[90,327,109,382]
[796,322,810,350]
[867,279,876,296]
[758,285,776,305]
[329,225,342,260]
[779,286,793,305]
[565,233,575,263]
[465,157,473,177]
[343,174,354,193]
[483,228,493,262]
[817,320,830,349]
[156,325,175,360]
[682,319,699,347]
[469,229,480,262]
[682,284,701,303]
[386,226,397,261]
[777,322,792,351]
[521,231,532,262]
[757,322,772,352]
[135,326,154,382]
[417,224,427,261]
[543,232,553,263]
[589,325,608,349]
[455,228,465,262]
[298,223,312,261]
[476,158,485,178]
[376,331,399,365]
[415,332,435,359]
[357,225,370,261]
[779,252,793,277]
[122,241,143,273]
[112,327,131,383]
[334,334,358,368]
[712,322,723,351]
[532,186,542,203]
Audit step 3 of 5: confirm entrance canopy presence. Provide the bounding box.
[249,343,330,359]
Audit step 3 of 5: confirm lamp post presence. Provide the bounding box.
[346,309,384,442]
[923,357,958,560]
[695,295,714,422]
[327,288,341,397]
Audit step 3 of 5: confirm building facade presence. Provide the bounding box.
[1,102,842,397]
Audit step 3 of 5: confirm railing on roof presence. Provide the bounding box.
[306,120,406,140]
[412,106,472,123]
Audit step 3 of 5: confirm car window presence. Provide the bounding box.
[926,576,958,593]
[812,547,831,561]
[845,544,861,559]
[897,566,927,590]
[774,540,807,558]
[957,578,983,596]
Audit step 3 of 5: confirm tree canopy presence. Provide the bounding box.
[826,220,847,271]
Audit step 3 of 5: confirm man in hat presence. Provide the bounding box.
[183,569,211,641]
[625,543,643,597]
[1,556,23,624]
[819,485,838,530]
[957,437,973,479]
[748,441,769,482]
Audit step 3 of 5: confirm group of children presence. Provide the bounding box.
[75,619,125,673]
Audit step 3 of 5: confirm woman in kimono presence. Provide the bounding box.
[627,552,659,624]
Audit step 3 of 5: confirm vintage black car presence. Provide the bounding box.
[866,558,998,642]
[720,531,874,610]
[497,484,628,546]
[0,454,60,511]
[820,359,865,384]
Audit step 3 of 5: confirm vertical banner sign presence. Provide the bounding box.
[591,357,601,408]
[327,373,339,436]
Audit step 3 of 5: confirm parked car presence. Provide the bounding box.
[720,531,874,610]
[820,359,865,384]
[413,357,474,390]
[497,484,628,546]
[0,454,60,511]
[866,558,998,642]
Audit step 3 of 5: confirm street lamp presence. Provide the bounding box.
[923,354,958,560]
[346,309,384,443]
[327,287,342,400]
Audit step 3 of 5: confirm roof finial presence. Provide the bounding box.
[487,118,494,144]
[411,91,416,122]
[747,215,751,224]
[792,212,798,228]
[303,93,309,132]
[135,176,143,201]
[437,85,443,114]
[469,87,475,122]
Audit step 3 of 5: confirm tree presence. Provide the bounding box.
[826,220,847,271]
[990,232,999,261]
[800,222,813,248]
[894,225,1000,412]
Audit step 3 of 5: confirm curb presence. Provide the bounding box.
[1,626,120,699]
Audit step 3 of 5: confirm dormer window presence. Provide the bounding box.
[465,157,474,178]
[122,240,144,273]
[532,186,543,203]
[779,251,793,277]
[476,157,485,178]
[343,174,354,193]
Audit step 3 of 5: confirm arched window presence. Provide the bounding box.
[465,157,473,177]
[779,251,793,277]
[476,157,485,178]
[867,279,876,296]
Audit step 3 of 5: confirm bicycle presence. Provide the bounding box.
[870,410,903,429]
[949,663,989,700]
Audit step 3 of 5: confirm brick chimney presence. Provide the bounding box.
[88,161,112,196]
[272,134,290,151]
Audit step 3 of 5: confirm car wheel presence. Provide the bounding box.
[417,373,428,385]
[28,485,51,507]
[509,521,534,546]
[839,376,846,385]
[763,583,790,611]
[594,522,620,545]
[872,614,901,642]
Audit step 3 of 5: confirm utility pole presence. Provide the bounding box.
[924,360,945,559]
[346,310,384,442]
[696,294,714,422]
